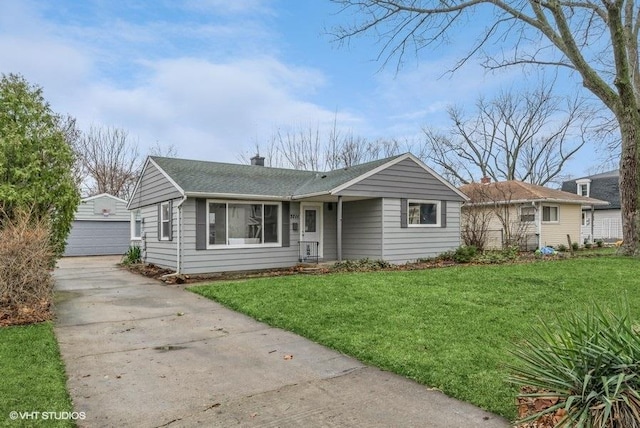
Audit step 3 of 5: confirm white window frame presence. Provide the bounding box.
[206,200,282,249]
[131,209,142,240]
[542,205,559,223]
[576,179,591,197]
[519,205,536,223]
[160,202,171,241]
[407,199,441,227]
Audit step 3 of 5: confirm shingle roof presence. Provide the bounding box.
[460,180,609,206]
[561,170,620,210]
[150,154,404,198]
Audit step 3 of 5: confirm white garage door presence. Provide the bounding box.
[64,221,130,256]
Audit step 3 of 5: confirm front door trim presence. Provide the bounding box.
[300,202,323,258]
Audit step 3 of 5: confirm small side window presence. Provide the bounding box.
[131,209,142,240]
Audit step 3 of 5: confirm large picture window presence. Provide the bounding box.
[208,201,280,247]
[408,200,440,227]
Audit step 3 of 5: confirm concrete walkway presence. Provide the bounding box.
[54,256,511,428]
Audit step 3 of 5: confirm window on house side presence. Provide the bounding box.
[160,202,171,240]
[520,206,535,223]
[408,200,440,226]
[131,209,142,239]
[542,206,559,222]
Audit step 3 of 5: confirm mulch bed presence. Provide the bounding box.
[515,386,567,428]
[121,259,460,285]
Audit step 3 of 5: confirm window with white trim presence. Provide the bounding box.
[160,202,171,240]
[578,183,589,196]
[131,209,142,240]
[542,205,559,223]
[520,206,535,223]
[408,200,440,227]
[576,179,591,197]
[207,201,281,247]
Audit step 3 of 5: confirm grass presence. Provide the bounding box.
[0,322,74,427]
[189,256,640,420]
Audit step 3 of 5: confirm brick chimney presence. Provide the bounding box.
[480,176,491,184]
[250,154,265,166]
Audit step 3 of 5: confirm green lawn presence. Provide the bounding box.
[190,256,640,420]
[0,322,74,427]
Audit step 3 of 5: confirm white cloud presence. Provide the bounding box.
[0,1,362,163]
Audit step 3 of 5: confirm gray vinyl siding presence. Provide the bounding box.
[139,202,178,269]
[337,158,464,201]
[322,203,337,260]
[382,198,461,263]
[75,195,130,221]
[179,199,301,274]
[64,221,130,256]
[129,162,182,209]
[342,199,383,260]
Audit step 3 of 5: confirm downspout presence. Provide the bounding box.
[535,201,542,249]
[337,196,343,262]
[175,196,187,274]
[590,206,595,243]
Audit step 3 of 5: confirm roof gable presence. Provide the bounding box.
[82,193,128,204]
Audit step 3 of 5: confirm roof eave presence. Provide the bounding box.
[465,197,610,207]
[184,191,291,201]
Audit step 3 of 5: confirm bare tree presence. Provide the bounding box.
[331,0,640,255]
[239,124,402,170]
[422,83,591,186]
[461,182,536,251]
[56,114,85,191]
[148,142,178,158]
[461,203,494,251]
[74,125,140,200]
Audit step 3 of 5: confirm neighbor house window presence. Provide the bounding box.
[578,184,588,196]
[207,201,280,247]
[520,206,535,223]
[408,200,440,227]
[160,202,171,240]
[576,179,591,197]
[131,209,142,240]
[542,205,559,222]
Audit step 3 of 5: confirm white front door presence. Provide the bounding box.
[300,203,323,258]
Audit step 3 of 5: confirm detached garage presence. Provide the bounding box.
[64,194,131,256]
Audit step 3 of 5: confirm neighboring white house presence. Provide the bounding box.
[562,170,621,243]
[64,193,131,256]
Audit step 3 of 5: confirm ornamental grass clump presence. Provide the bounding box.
[510,305,640,427]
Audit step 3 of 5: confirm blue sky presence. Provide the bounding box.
[1,0,604,177]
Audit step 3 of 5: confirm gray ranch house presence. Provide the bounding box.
[127,153,468,274]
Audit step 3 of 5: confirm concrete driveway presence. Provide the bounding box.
[54,256,510,428]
